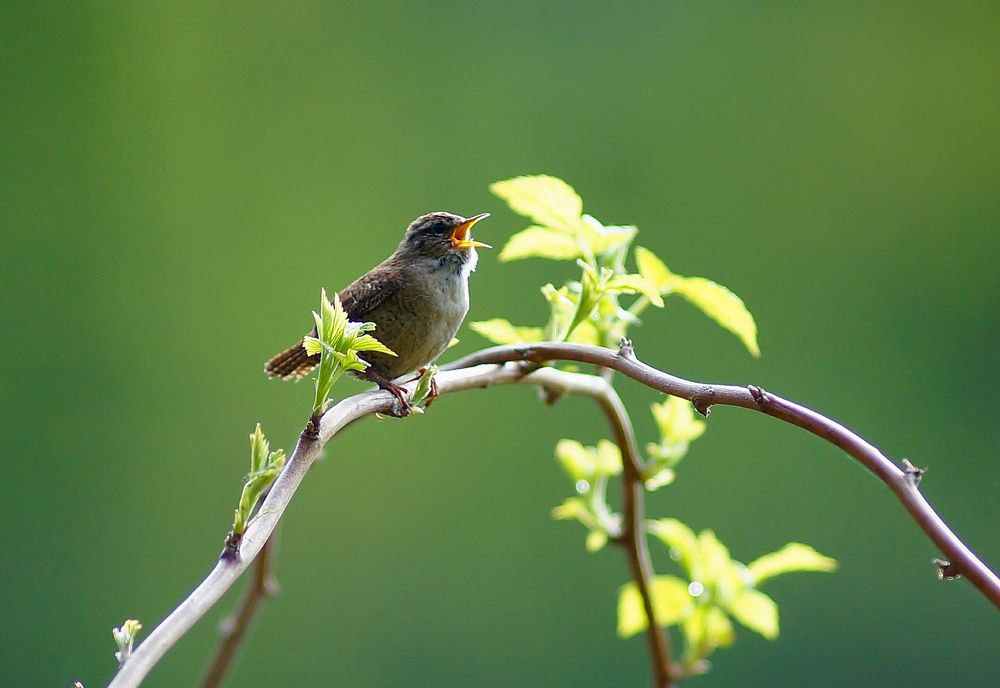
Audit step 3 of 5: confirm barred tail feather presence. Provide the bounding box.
[264,341,320,380]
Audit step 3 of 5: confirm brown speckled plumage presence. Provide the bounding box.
[264,212,488,398]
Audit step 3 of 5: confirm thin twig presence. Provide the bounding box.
[521,367,675,686]
[447,341,1000,609]
[199,532,279,688]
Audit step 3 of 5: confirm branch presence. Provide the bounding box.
[107,340,1000,688]
[198,532,279,688]
[523,367,676,686]
[446,341,1000,609]
[107,363,526,688]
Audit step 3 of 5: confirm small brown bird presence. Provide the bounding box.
[264,211,490,408]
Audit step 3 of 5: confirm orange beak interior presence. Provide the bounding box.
[450,213,492,250]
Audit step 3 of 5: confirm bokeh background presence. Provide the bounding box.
[2,2,999,686]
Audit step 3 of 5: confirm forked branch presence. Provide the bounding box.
[107,342,1000,688]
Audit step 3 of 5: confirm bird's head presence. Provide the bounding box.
[398,212,491,265]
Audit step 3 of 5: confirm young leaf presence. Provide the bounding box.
[672,276,760,357]
[113,619,143,665]
[634,246,682,292]
[586,529,609,552]
[647,518,699,573]
[698,529,733,582]
[551,497,590,521]
[727,588,779,639]
[580,215,637,256]
[490,175,584,234]
[634,247,760,356]
[555,439,597,483]
[653,397,706,444]
[499,226,582,262]
[605,274,665,307]
[594,439,623,475]
[617,575,693,638]
[702,606,736,650]
[469,318,544,345]
[647,396,707,466]
[301,337,323,356]
[747,543,838,585]
[350,332,397,355]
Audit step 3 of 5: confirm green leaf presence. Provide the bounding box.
[634,247,760,356]
[643,467,676,490]
[490,175,584,234]
[350,333,396,356]
[634,246,682,292]
[555,439,593,482]
[469,318,545,345]
[555,439,621,483]
[301,337,322,356]
[617,575,692,638]
[605,274,665,307]
[652,396,706,444]
[727,588,779,639]
[747,543,838,585]
[647,518,699,573]
[586,529,609,553]
[113,619,143,665]
[249,423,268,473]
[672,277,760,357]
[580,215,637,256]
[551,497,589,521]
[703,606,736,649]
[499,226,582,262]
[594,439,623,476]
[698,529,733,584]
[647,396,706,466]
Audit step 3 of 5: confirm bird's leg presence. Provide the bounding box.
[362,369,412,417]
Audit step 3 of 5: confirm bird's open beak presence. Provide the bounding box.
[450,213,492,250]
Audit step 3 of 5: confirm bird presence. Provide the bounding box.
[264,211,490,410]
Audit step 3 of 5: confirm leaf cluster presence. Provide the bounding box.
[112,619,142,666]
[480,174,832,676]
[304,288,396,419]
[232,424,287,537]
[619,521,836,672]
[472,175,758,355]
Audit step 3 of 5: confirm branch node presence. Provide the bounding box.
[901,458,926,487]
[748,384,767,405]
[220,532,242,563]
[934,558,962,580]
[617,337,635,360]
[303,417,322,441]
[537,385,566,406]
[691,387,715,417]
[521,345,549,364]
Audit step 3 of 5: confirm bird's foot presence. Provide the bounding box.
[381,381,413,417]
[363,369,414,417]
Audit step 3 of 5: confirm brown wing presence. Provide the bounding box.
[265,264,404,380]
[338,267,404,320]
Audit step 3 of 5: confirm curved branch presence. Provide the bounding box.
[446,341,1000,609]
[520,367,675,686]
[107,340,1000,688]
[108,363,526,688]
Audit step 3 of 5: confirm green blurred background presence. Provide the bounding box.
[2,2,998,686]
